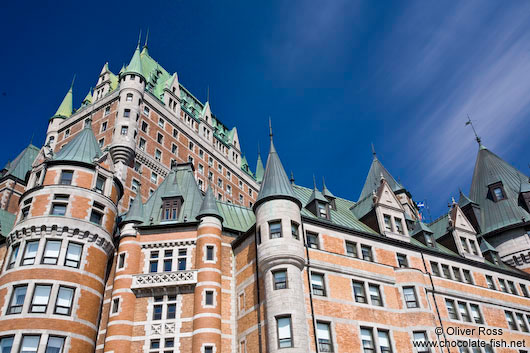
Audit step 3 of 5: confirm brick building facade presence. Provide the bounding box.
[0,41,529,353]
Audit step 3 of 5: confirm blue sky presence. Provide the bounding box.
[1,0,529,219]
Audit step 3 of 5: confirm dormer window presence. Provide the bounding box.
[317,202,329,219]
[489,182,506,202]
[424,233,435,248]
[162,198,180,221]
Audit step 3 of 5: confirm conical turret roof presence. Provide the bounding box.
[197,185,223,221]
[52,85,73,119]
[82,88,92,105]
[458,189,475,208]
[53,120,102,164]
[469,145,530,235]
[255,136,299,209]
[479,238,497,253]
[123,195,145,224]
[123,44,144,77]
[2,144,39,181]
[255,150,264,183]
[359,154,403,201]
[322,177,336,199]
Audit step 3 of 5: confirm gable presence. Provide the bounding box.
[452,206,476,234]
[376,182,403,212]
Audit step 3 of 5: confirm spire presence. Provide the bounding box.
[322,177,336,199]
[123,193,145,224]
[196,184,223,221]
[358,155,403,201]
[255,143,265,183]
[143,27,149,50]
[53,118,102,164]
[371,142,376,158]
[290,171,295,184]
[51,79,74,119]
[82,88,93,105]
[255,121,300,209]
[465,115,482,147]
[124,41,144,78]
[457,188,475,208]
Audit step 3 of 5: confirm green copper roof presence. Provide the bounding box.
[307,183,328,205]
[123,196,145,224]
[240,155,254,177]
[197,185,223,221]
[520,180,530,193]
[479,238,497,253]
[53,120,102,164]
[458,189,475,208]
[358,155,403,201]
[0,209,16,237]
[142,164,203,225]
[124,44,144,77]
[217,202,255,233]
[322,178,336,199]
[255,152,264,183]
[82,88,92,104]
[293,184,377,234]
[351,194,374,220]
[2,144,39,181]
[411,220,434,236]
[428,214,450,240]
[469,146,530,235]
[255,139,298,208]
[52,85,73,119]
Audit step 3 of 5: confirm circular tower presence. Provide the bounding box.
[253,137,310,353]
[0,123,123,352]
[110,44,145,166]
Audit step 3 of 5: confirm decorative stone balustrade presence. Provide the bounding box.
[131,270,197,297]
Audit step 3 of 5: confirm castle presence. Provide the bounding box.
[0,40,529,353]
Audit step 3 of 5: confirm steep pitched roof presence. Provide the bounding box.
[2,144,39,181]
[411,220,434,236]
[82,88,93,105]
[469,145,530,235]
[122,196,145,224]
[350,194,374,220]
[0,209,16,237]
[429,214,450,240]
[255,152,264,183]
[196,185,222,221]
[480,238,497,253]
[53,121,102,164]
[52,85,73,119]
[359,156,403,201]
[255,138,299,208]
[142,164,203,225]
[458,189,475,208]
[307,179,328,205]
[124,44,144,77]
[322,178,336,199]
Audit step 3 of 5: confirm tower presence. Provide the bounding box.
[252,131,309,352]
[0,121,122,352]
[110,43,145,166]
[46,81,74,150]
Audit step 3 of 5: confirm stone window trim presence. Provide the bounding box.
[444,297,484,324]
[110,296,122,317]
[310,271,327,297]
[117,252,127,270]
[396,253,408,268]
[92,168,111,196]
[352,280,384,307]
[239,339,247,353]
[359,326,395,353]
[201,343,217,353]
[316,319,335,353]
[401,286,419,309]
[202,288,217,308]
[272,268,288,290]
[345,240,358,258]
[238,291,245,315]
[268,220,283,239]
[488,181,507,202]
[275,314,293,349]
[6,243,20,270]
[203,244,217,264]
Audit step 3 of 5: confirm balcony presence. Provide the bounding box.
[131,270,197,297]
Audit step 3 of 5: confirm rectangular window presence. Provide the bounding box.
[123,109,130,118]
[164,259,172,272]
[95,175,106,193]
[396,253,408,268]
[151,172,158,184]
[306,232,319,249]
[486,275,496,290]
[30,285,52,313]
[505,311,517,330]
[205,290,214,305]
[277,316,292,348]
[54,286,74,315]
[20,335,40,353]
[361,328,375,353]
[42,240,61,265]
[311,273,326,296]
[167,303,176,319]
[520,284,529,297]
[153,304,162,320]
[22,241,39,265]
[458,301,471,322]
[178,257,186,271]
[51,203,67,216]
[369,284,383,306]
[204,346,213,353]
[126,93,133,102]
[346,241,358,257]
[470,304,483,324]
[441,264,451,279]
[469,239,478,255]
[430,261,440,276]
[7,285,27,314]
[462,269,473,284]
[291,222,299,240]
[516,313,529,332]
[403,287,418,308]
[139,138,146,151]
[90,209,103,225]
[460,237,470,253]
[445,299,458,319]
[64,242,82,268]
[269,221,282,239]
[0,337,13,353]
[353,281,366,303]
[206,246,214,261]
[361,245,373,261]
[273,270,287,290]
[377,330,392,353]
[452,267,462,282]
[7,244,19,269]
[317,321,333,352]
[413,332,429,353]
[120,126,128,135]
[162,199,179,220]
[59,170,73,185]
[101,121,108,132]
[383,214,392,232]
[394,217,403,234]
[46,336,65,353]
[118,253,126,269]
[507,280,517,295]
[499,279,508,292]
[157,133,163,144]
[112,298,119,313]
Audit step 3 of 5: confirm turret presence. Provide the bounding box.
[253,125,309,353]
[110,42,146,166]
[46,80,74,150]
[0,120,123,352]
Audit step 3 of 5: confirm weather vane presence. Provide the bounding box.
[465,114,481,145]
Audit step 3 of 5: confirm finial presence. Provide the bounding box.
[207,85,210,102]
[465,114,481,145]
[269,117,273,141]
[290,171,295,184]
[257,142,260,156]
[451,196,456,205]
[137,29,142,48]
[313,174,317,190]
[144,27,149,48]
[30,132,34,145]
[322,176,327,189]
[70,74,76,90]
[380,172,385,182]
[371,142,376,157]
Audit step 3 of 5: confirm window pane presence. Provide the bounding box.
[377,330,391,352]
[43,240,61,264]
[0,337,13,353]
[65,243,82,268]
[20,336,40,353]
[55,287,74,315]
[8,286,27,314]
[277,316,292,347]
[45,336,65,353]
[23,241,39,265]
[31,285,51,313]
